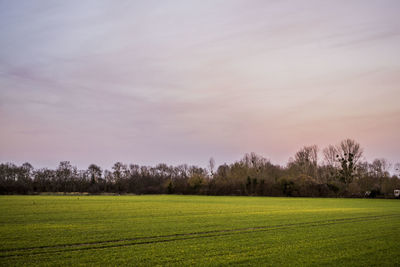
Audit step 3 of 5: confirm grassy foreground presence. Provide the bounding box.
[0,195,399,266]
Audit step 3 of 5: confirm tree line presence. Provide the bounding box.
[1,139,399,198]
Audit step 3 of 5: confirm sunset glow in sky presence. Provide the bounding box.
[1,1,400,169]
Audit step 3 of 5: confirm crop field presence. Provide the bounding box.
[0,195,399,266]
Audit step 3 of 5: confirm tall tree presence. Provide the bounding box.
[323,145,338,167]
[337,152,356,184]
[336,139,363,165]
[292,145,318,178]
[88,164,102,183]
[56,161,74,192]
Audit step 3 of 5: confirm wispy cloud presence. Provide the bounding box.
[1,0,400,168]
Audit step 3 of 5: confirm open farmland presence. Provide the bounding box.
[0,195,399,266]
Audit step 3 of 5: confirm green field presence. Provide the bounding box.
[0,195,399,266]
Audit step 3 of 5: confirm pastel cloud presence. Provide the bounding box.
[1,0,400,168]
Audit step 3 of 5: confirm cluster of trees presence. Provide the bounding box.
[1,139,399,198]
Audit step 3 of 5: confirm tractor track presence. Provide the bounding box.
[1,213,398,258]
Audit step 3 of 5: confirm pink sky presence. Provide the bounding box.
[1,0,400,169]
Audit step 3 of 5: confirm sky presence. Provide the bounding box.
[1,0,400,170]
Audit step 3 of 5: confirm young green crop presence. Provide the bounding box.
[0,195,399,266]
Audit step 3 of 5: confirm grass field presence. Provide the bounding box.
[0,195,399,266]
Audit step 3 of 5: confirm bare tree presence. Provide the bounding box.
[323,145,338,167]
[295,145,318,166]
[56,161,74,192]
[292,145,318,177]
[241,152,268,168]
[208,157,215,177]
[370,158,391,178]
[336,139,363,165]
[88,164,102,183]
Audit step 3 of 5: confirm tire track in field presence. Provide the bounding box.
[1,213,399,258]
[3,213,397,252]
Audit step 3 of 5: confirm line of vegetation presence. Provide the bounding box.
[1,139,399,197]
